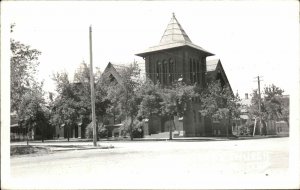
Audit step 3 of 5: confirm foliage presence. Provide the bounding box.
[51,62,109,140]
[18,81,48,142]
[138,79,197,139]
[138,80,163,119]
[104,62,143,140]
[263,84,284,121]
[199,80,241,121]
[239,125,252,136]
[160,82,197,118]
[10,25,42,114]
[10,24,49,143]
[249,84,286,122]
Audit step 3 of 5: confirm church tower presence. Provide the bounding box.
[136,13,214,88]
[136,13,217,137]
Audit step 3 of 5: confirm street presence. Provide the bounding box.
[8,137,295,189]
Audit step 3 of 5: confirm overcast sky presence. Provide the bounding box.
[2,0,299,97]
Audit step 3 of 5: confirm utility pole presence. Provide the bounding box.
[89,25,97,146]
[257,76,262,135]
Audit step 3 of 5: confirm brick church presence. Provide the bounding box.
[136,13,232,137]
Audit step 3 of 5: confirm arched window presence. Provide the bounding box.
[189,58,193,83]
[197,60,200,84]
[163,60,168,85]
[169,58,174,83]
[156,61,161,83]
[193,59,196,84]
[201,57,206,85]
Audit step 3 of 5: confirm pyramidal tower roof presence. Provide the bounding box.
[136,13,214,56]
[159,13,192,44]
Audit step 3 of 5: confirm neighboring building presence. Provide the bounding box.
[136,13,233,137]
[100,62,127,138]
[10,112,54,141]
[53,62,91,139]
[10,112,27,141]
[233,93,289,136]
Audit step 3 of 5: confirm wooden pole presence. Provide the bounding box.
[89,26,97,146]
[257,76,262,135]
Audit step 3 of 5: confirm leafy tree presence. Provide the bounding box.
[51,63,109,140]
[198,80,241,137]
[18,81,47,145]
[159,82,197,139]
[105,62,143,140]
[10,24,42,115]
[51,72,79,141]
[249,84,286,135]
[263,84,284,121]
[138,80,197,140]
[10,24,48,144]
[138,80,163,119]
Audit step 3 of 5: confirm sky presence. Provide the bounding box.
[2,0,299,98]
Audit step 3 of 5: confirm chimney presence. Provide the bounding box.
[245,93,249,99]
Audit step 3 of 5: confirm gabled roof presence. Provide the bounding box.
[136,13,214,56]
[206,59,219,72]
[102,62,125,85]
[206,59,233,94]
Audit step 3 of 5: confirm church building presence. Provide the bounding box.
[136,13,232,137]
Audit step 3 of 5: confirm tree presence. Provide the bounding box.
[198,80,241,137]
[10,25,42,115]
[249,84,286,135]
[263,84,284,121]
[51,63,109,140]
[105,62,143,140]
[18,81,47,145]
[138,80,163,119]
[51,72,79,141]
[10,24,47,144]
[159,82,197,139]
[138,80,197,140]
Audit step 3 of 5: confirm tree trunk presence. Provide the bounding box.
[259,118,263,136]
[265,120,268,136]
[227,117,230,139]
[129,117,133,141]
[26,127,29,146]
[41,123,44,143]
[67,125,70,142]
[253,118,257,136]
[170,118,176,140]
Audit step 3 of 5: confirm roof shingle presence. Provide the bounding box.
[136,13,213,56]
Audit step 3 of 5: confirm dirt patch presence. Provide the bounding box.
[11,145,50,156]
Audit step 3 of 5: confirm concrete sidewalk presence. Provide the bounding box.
[10,142,114,153]
[11,134,288,145]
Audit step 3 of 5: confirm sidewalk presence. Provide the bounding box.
[10,135,288,156]
[11,134,288,145]
[10,139,114,153]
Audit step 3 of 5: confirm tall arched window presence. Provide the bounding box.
[196,60,200,84]
[201,57,206,86]
[156,61,161,83]
[189,58,193,83]
[169,58,174,83]
[193,59,196,84]
[163,60,168,85]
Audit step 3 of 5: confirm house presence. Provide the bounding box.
[136,13,233,137]
[233,93,289,136]
[10,111,54,141]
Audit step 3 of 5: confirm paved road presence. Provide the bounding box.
[7,138,296,189]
